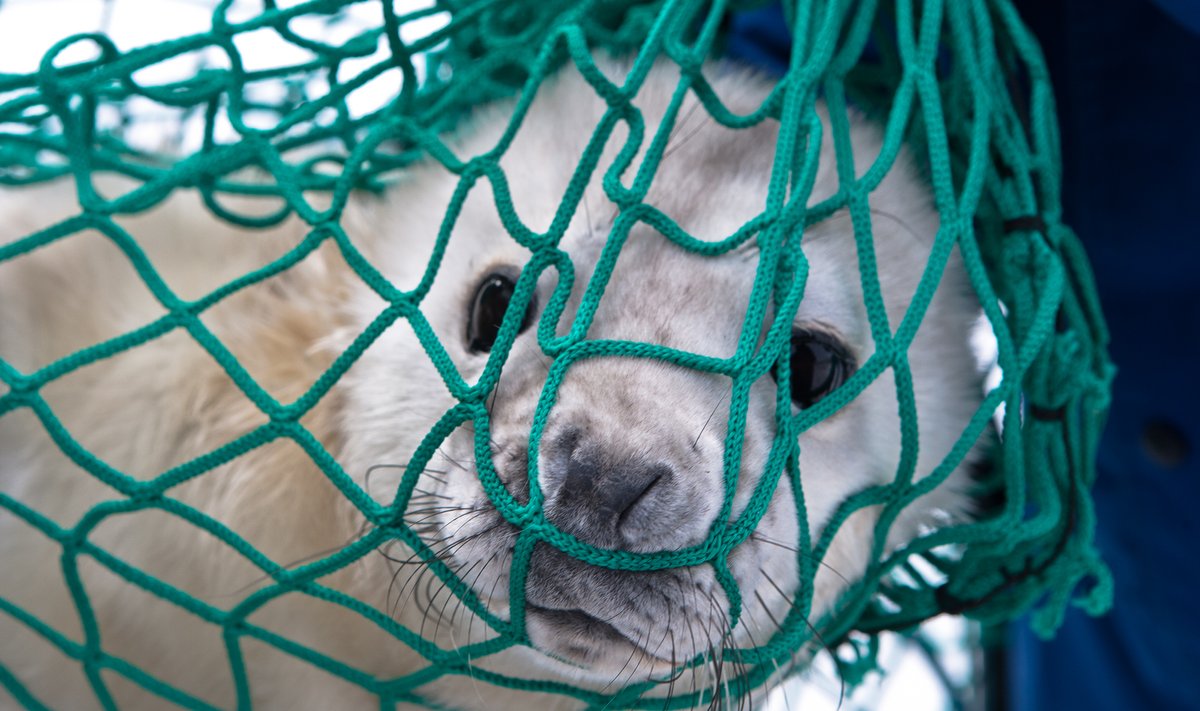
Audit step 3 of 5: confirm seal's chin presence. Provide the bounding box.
[526,605,681,679]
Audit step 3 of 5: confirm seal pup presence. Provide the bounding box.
[0,59,983,709]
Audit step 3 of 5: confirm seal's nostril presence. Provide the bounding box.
[614,465,668,531]
[556,427,584,459]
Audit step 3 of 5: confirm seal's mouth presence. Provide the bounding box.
[526,604,681,673]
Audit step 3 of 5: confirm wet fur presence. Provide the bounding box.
[0,61,982,709]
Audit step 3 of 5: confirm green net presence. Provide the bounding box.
[0,0,1114,708]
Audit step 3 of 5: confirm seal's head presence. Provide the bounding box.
[339,61,983,693]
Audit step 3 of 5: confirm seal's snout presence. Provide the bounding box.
[515,412,732,675]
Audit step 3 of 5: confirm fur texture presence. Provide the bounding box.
[0,61,982,709]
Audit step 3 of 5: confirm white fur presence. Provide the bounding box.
[0,60,982,709]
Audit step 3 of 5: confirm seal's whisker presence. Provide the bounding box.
[412,487,454,501]
[365,462,451,496]
[753,587,784,635]
[661,633,678,709]
[683,598,704,701]
[455,550,498,634]
[405,518,508,624]
[598,619,645,700]
[751,531,850,586]
[661,93,711,164]
[436,448,476,473]
[432,554,487,643]
[692,584,726,711]
[403,505,486,531]
[385,517,502,621]
[693,389,730,450]
[736,593,777,711]
[221,517,375,597]
[759,566,847,708]
[700,587,744,711]
[705,643,723,711]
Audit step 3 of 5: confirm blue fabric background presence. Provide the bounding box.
[1002,1,1199,708]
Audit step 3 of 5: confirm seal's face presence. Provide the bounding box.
[339,62,983,693]
[436,225,811,679]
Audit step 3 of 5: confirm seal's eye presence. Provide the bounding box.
[774,329,853,409]
[467,272,535,353]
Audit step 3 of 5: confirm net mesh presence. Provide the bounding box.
[0,0,1114,708]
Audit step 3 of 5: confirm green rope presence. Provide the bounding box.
[0,0,1113,708]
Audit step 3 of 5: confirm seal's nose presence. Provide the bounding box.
[559,452,670,532]
[544,430,677,547]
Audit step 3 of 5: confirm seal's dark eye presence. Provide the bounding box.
[467,272,535,353]
[773,329,853,409]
